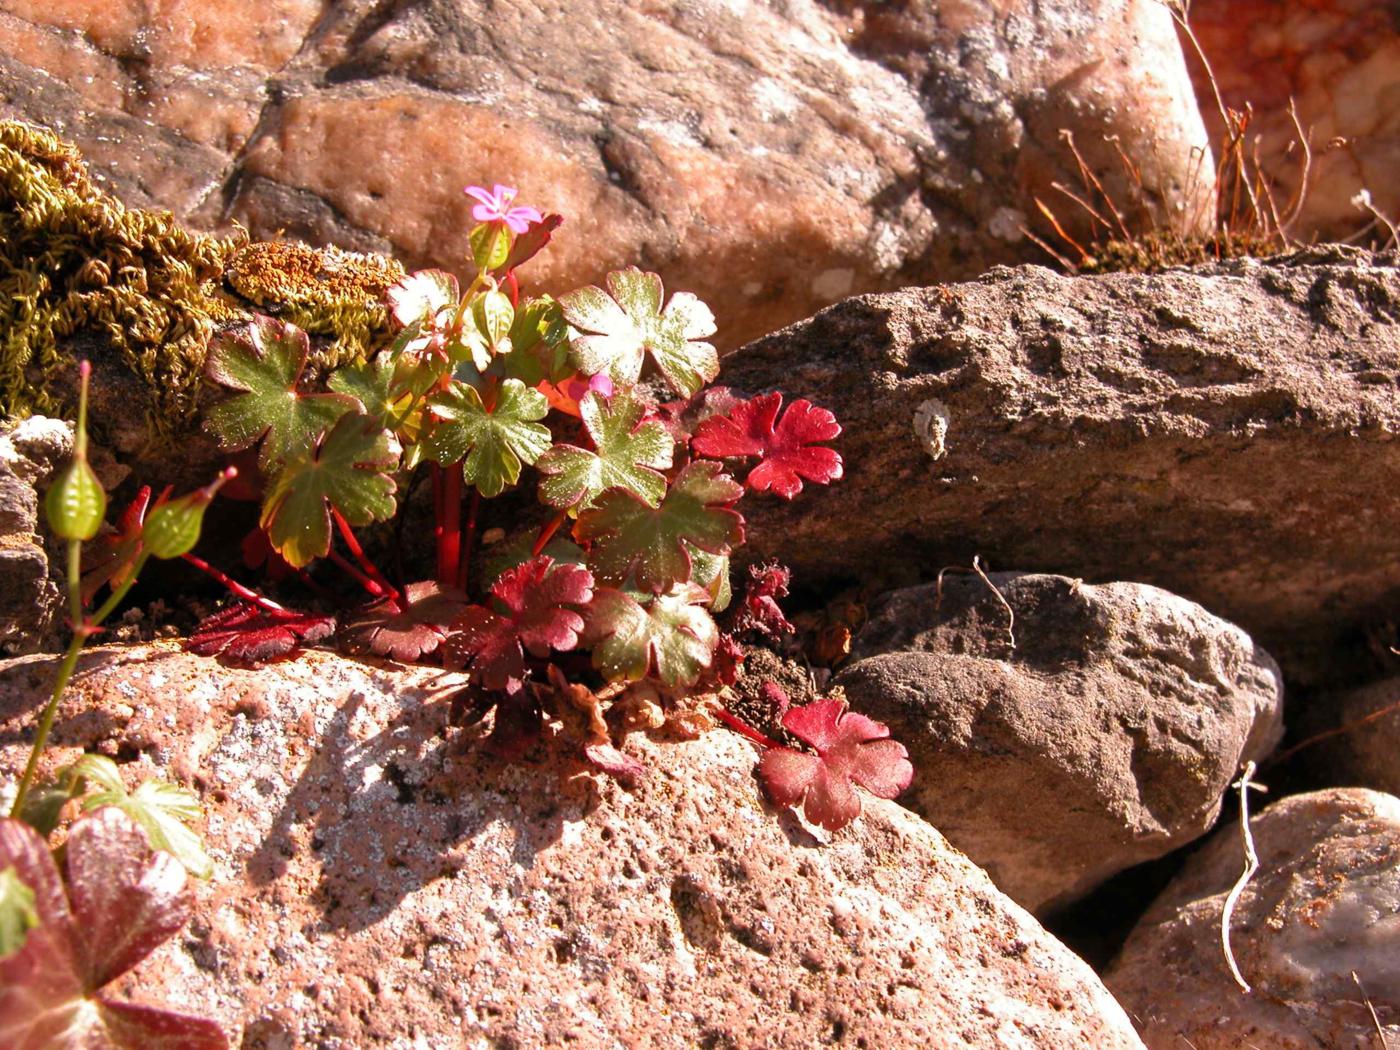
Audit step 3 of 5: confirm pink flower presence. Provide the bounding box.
[464,183,543,234]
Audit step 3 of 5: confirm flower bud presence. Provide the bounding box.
[142,468,236,560]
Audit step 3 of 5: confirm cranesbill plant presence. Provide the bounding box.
[185,184,910,830]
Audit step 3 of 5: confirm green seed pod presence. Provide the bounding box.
[44,459,106,541]
[142,495,208,560]
[142,467,236,560]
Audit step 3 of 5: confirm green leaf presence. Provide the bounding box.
[204,315,360,473]
[425,379,551,498]
[475,289,514,348]
[61,755,214,880]
[498,297,572,386]
[536,390,673,513]
[560,267,719,397]
[329,353,398,427]
[261,413,401,567]
[576,460,744,593]
[481,533,587,588]
[583,585,719,687]
[0,866,37,959]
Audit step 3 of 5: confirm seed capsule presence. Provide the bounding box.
[44,459,106,541]
[143,467,237,560]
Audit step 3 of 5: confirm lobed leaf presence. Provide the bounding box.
[691,391,843,499]
[260,413,400,568]
[444,557,595,693]
[536,389,673,512]
[0,810,227,1049]
[339,581,468,662]
[576,460,744,593]
[560,267,718,397]
[188,602,337,664]
[387,269,459,328]
[757,697,912,832]
[204,316,359,473]
[582,585,718,687]
[425,379,551,498]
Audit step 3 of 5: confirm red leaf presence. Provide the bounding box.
[239,526,293,582]
[79,486,156,605]
[444,557,594,693]
[339,581,468,662]
[495,213,563,277]
[691,392,843,499]
[757,698,913,832]
[188,602,335,665]
[0,810,227,1049]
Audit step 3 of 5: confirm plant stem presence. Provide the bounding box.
[9,551,150,818]
[713,707,782,750]
[328,549,388,599]
[531,511,568,558]
[332,509,399,603]
[456,489,481,593]
[181,553,290,614]
[437,466,463,589]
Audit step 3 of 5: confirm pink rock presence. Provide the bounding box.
[1106,788,1400,1048]
[0,642,1145,1047]
[1,1,1213,347]
[1183,0,1400,241]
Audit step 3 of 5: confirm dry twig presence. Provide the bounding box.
[1221,761,1267,993]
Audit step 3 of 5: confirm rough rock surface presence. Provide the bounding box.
[1106,788,1400,1049]
[1185,0,1400,242]
[0,642,1146,1048]
[0,0,1212,347]
[1296,675,1400,795]
[722,247,1400,680]
[0,417,72,655]
[835,573,1284,913]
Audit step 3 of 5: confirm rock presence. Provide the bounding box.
[834,573,1283,913]
[0,417,72,655]
[1,0,1213,347]
[1184,0,1400,243]
[721,247,1400,682]
[1295,675,1400,795]
[1105,787,1400,1049]
[0,642,1146,1048]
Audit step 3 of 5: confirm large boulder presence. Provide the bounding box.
[0,0,1213,347]
[0,642,1146,1048]
[1106,788,1400,1049]
[722,247,1400,680]
[835,573,1283,913]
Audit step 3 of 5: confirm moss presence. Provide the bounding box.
[1080,228,1284,275]
[225,241,404,370]
[0,120,246,441]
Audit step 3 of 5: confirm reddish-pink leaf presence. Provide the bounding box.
[691,391,843,499]
[339,581,468,662]
[757,698,913,832]
[495,213,563,276]
[79,486,157,605]
[0,810,227,1050]
[188,603,335,664]
[444,557,594,693]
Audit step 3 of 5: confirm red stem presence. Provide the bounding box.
[531,510,568,558]
[332,509,399,603]
[713,708,782,750]
[181,554,289,615]
[505,270,520,307]
[328,550,388,599]
[456,489,481,593]
[438,466,463,589]
[432,462,445,581]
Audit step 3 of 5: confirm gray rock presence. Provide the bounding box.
[722,247,1400,681]
[0,417,72,654]
[1106,788,1400,1049]
[835,572,1284,912]
[0,642,1147,1048]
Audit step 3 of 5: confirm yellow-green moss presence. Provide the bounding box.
[0,120,246,440]
[225,241,404,370]
[1079,229,1285,275]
